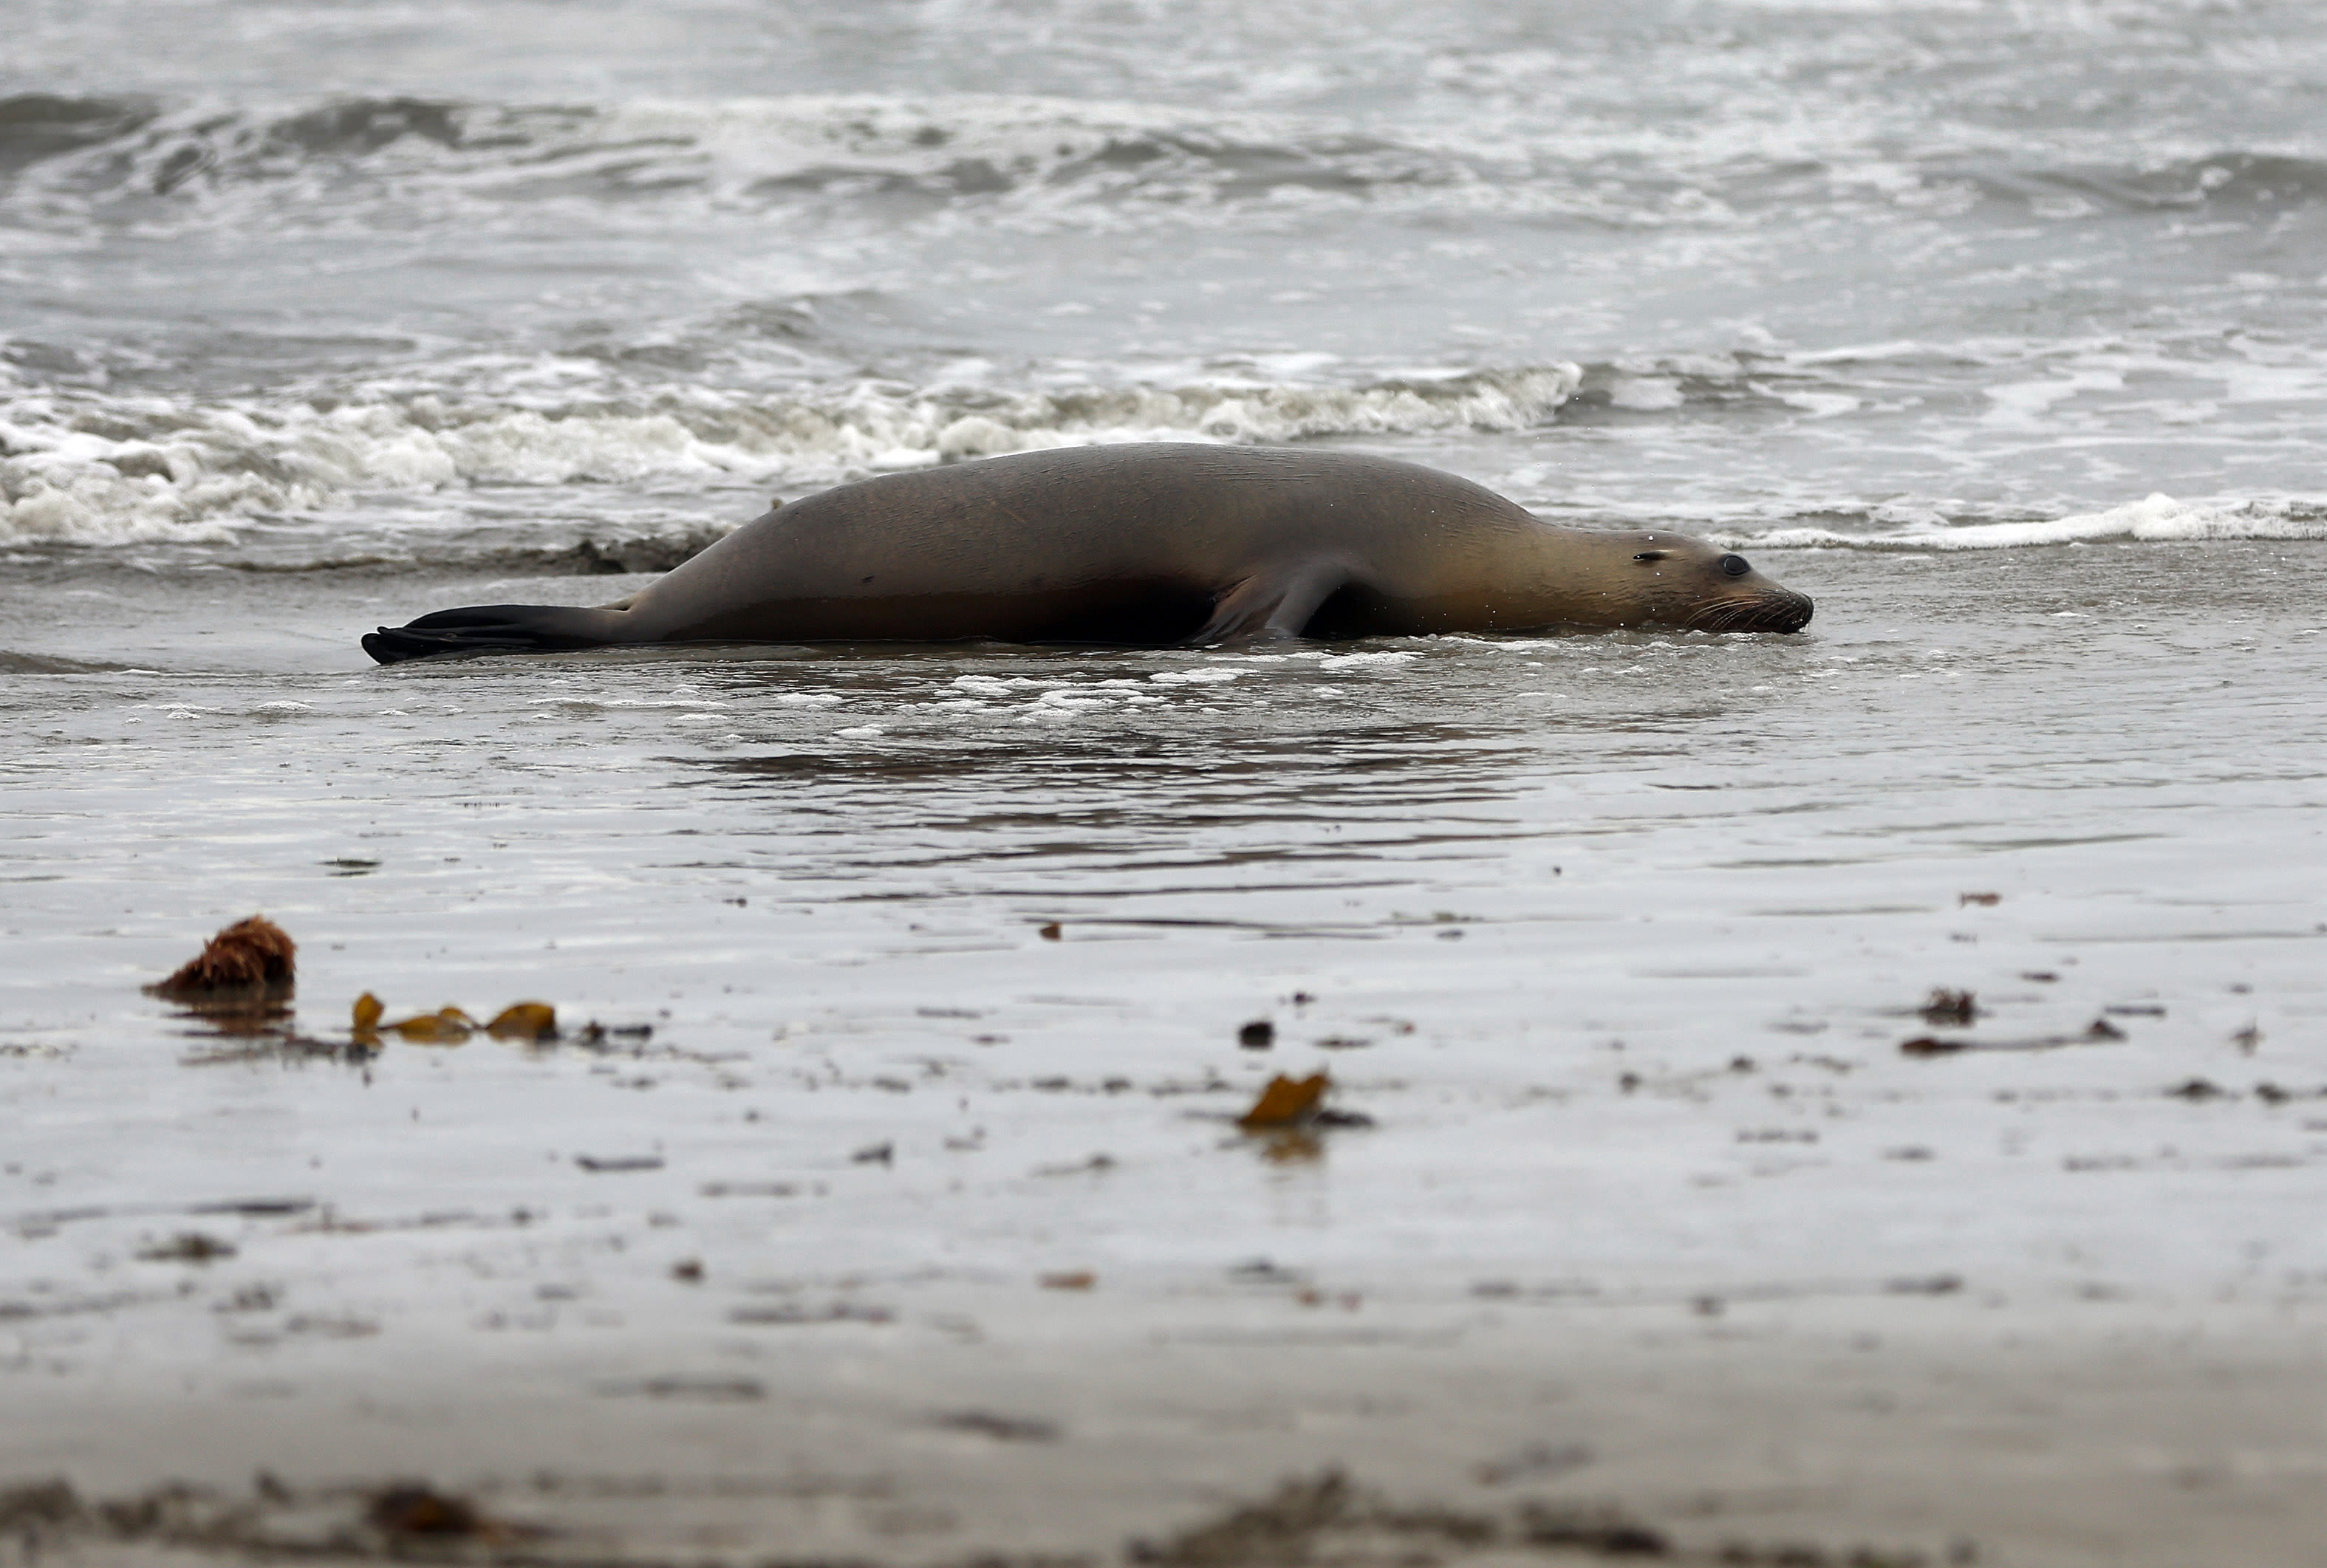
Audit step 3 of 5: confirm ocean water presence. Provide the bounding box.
[4,0,2326,1552]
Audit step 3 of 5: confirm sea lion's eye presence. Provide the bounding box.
[1633,550,1667,562]
[1718,553,1751,578]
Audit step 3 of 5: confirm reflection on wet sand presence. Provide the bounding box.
[7,551,2327,1564]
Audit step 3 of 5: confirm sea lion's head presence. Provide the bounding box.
[1620,533,1814,634]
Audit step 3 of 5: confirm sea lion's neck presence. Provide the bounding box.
[1506,523,1658,631]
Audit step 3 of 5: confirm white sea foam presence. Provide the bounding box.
[1305,650,1419,669]
[0,364,1582,548]
[1737,494,2327,552]
[0,90,1813,240]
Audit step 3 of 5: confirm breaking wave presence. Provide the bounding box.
[10,89,2317,239]
[1733,494,2327,552]
[0,364,1582,547]
[0,92,1503,236]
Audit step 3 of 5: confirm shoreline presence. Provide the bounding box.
[8,1307,2324,1567]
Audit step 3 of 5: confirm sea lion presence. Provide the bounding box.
[362,444,1811,663]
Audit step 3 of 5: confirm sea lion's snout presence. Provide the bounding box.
[1754,588,1814,633]
[1682,588,1813,634]
[1630,541,1813,634]
[1706,550,1811,632]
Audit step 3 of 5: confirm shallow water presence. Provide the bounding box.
[4,0,2327,1551]
[7,541,2324,1335]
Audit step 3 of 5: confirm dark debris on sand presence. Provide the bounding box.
[0,1469,1967,1568]
[1128,1471,1671,1564]
[1125,1471,1964,1568]
[365,1482,491,1538]
[148,916,296,1001]
[0,1475,530,1561]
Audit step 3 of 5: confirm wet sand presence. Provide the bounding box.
[8,1312,2326,1565]
[7,544,2327,1564]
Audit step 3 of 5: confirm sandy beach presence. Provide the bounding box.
[10,1300,2327,1564]
[10,545,2327,1566]
[8,1,2327,1561]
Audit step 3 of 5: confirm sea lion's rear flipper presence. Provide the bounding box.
[362,604,633,665]
[1190,561,1350,646]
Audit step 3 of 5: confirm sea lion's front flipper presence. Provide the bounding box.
[1190,561,1350,645]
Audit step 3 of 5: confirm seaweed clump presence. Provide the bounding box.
[148,916,296,1001]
